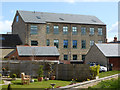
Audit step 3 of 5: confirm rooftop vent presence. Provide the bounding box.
[36,16,41,19]
[59,18,64,21]
[91,19,96,22]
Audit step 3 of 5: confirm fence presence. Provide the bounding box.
[1,60,92,81]
[56,64,91,81]
[1,60,58,77]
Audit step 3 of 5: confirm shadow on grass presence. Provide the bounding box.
[12,82,22,85]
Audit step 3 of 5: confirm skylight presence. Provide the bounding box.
[91,19,96,22]
[59,18,64,21]
[36,16,41,19]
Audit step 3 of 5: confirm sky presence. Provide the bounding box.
[0,1,119,42]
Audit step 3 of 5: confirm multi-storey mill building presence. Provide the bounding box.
[12,10,106,61]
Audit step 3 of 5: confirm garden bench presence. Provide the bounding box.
[21,73,30,85]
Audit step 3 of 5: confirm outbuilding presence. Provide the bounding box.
[85,43,120,70]
[6,46,60,61]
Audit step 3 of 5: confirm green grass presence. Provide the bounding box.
[2,79,71,89]
[91,77,120,88]
[0,80,4,84]
[99,71,120,78]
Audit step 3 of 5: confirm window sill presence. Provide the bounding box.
[98,35,102,36]
[89,34,94,36]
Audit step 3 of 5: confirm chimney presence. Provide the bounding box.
[114,36,117,42]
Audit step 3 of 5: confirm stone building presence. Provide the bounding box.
[85,43,120,70]
[12,10,106,61]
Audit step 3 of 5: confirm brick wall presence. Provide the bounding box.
[109,57,120,70]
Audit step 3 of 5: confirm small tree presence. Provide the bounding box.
[38,65,44,77]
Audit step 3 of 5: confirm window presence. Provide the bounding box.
[31,41,38,46]
[54,26,59,34]
[72,27,77,35]
[81,27,86,35]
[73,55,77,60]
[98,28,102,35]
[81,40,86,49]
[73,40,77,48]
[90,40,94,47]
[90,28,94,35]
[98,40,103,43]
[46,25,50,34]
[82,55,86,61]
[64,55,68,60]
[63,40,68,48]
[0,37,5,40]
[46,39,50,46]
[16,15,19,22]
[30,25,38,35]
[63,26,68,34]
[54,39,59,48]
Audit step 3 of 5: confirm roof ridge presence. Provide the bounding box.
[18,10,96,17]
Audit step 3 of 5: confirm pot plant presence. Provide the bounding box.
[38,65,44,81]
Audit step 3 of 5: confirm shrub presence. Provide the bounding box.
[38,65,44,77]
[0,74,2,77]
[90,65,100,78]
[12,74,17,78]
[34,79,38,82]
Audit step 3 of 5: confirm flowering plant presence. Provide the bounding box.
[71,78,77,84]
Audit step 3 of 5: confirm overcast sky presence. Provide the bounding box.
[0,0,119,42]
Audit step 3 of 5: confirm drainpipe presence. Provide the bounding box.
[107,58,109,71]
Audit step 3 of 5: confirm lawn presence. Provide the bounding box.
[99,70,120,78]
[2,79,71,89]
[0,80,4,84]
[91,77,120,88]
[2,70,120,89]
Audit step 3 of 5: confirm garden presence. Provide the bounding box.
[1,64,120,89]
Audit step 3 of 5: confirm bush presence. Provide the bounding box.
[90,65,100,78]
[38,65,44,77]
[0,74,2,77]
[12,74,17,78]
[34,79,38,82]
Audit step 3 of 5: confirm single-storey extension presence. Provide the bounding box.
[6,45,60,61]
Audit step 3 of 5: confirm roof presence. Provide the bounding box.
[0,34,22,48]
[17,46,60,56]
[95,43,120,57]
[109,41,120,43]
[18,10,106,25]
[4,49,16,58]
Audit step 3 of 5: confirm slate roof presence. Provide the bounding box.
[95,43,120,57]
[18,10,105,25]
[17,46,60,56]
[0,34,22,48]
